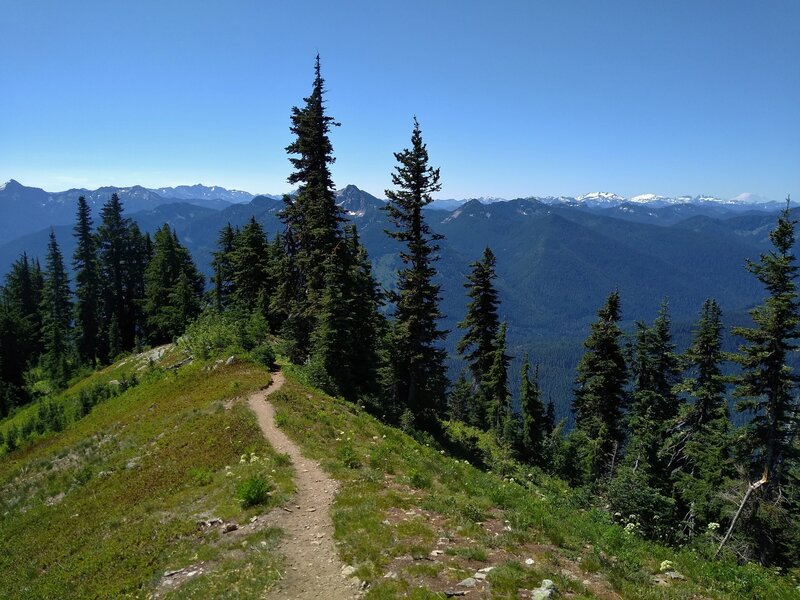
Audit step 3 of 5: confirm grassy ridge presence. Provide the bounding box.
[272,365,799,599]
[0,353,293,599]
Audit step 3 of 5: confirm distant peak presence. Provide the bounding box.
[0,178,22,191]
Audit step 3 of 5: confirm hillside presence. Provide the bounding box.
[1,350,797,598]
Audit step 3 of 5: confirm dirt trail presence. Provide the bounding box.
[248,372,360,600]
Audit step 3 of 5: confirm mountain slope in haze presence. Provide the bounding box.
[0,183,788,420]
[0,180,239,240]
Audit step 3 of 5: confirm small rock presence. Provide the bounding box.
[560,568,578,581]
[223,523,238,533]
[525,558,535,565]
[164,569,181,577]
[665,570,686,580]
[383,571,398,579]
[478,566,495,573]
[531,579,558,600]
[458,577,477,588]
[125,458,139,470]
[582,579,592,586]
[185,570,199,578]
[208,517,223,526]
[225,355,236,366]
[444,591,467,597]
[341,565,357,577]
[474,572,487,581]
[430,550,444,557]
[250,516,258,523]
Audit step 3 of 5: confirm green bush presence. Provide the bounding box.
[409,469,432,489]
[338,442,361,469]
[178,311,241,359]
[250,343,276,368]
[236,475,272,507]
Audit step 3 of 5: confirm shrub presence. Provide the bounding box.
[178,310,241,359]
[338,442,361,469]
[236,475,272,507]
[251,343,276,368]
[409,469,432,489]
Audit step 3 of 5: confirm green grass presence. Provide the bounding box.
[269,365,800,600]
[2,354,799,599]
[0,351,294,599]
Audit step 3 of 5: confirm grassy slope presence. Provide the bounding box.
[272,366,799,600]
[2,354,798,599]
[0,351,294,600]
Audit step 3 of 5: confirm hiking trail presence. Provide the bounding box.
[248,371,360,599]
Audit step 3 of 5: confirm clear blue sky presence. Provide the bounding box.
[2,1,798,200]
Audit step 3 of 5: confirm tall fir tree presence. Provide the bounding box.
[457,246,501,427]
[732,200,800,564]
[572,290,628,482]
[626,301,682,489]
[670,298,731,532]
[520,355,547,465]
[72,196,100,364]
[482,322,512,435]
[143,225,204,344]
[278,55,345,359]
[229,217,272,314]
[382,118,448,427]
[211,222,237,311]
[40,231,72,386]
[3,253,44,364]
[96,193,130,360]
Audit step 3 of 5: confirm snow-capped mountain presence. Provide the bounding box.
[152,184,254,204]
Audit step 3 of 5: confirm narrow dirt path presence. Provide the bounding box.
[248,372,360,600]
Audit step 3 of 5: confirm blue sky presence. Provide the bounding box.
[2,1,798,200]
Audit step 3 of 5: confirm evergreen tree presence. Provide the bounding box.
[457,246,501,426]
[143,225,203,344]
[572,290,628,482]
[520,355,547,465]
[732,200,800,564]
[229,217,272,314]
[626,301,682,489]
[72,196,100,364]
[482,322,512,435]
[0,297,28,414]
[40,231,72,386]
[341,225,384,397]
[211,223,237,311]
[382,118,448,427]
[447,371,472,422]
[3,253,44,362]
[670,298,731,531]
[96,193,130,360]
[126,223,151,347]
[278,55,344,358]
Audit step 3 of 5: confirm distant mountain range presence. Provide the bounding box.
[0,178,791,420]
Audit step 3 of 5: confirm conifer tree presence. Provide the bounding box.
[671,298,731,530]
[4,253,45,361]
[572,290,628,481]
[482,322,512,435]
[520,355,547,464]
[229,217,272,314]
[96,193,130,360]
[72,196,100,364]
[732,200,800,564]
[40,231,72,386]
[143,225,203,343]
[382,118,448,427]
[447,371,472,422]
[0,297,28,414]
[457,246,501,425]
[278,55,344,358]
[626,301,682,489]
[211,223,237,311]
